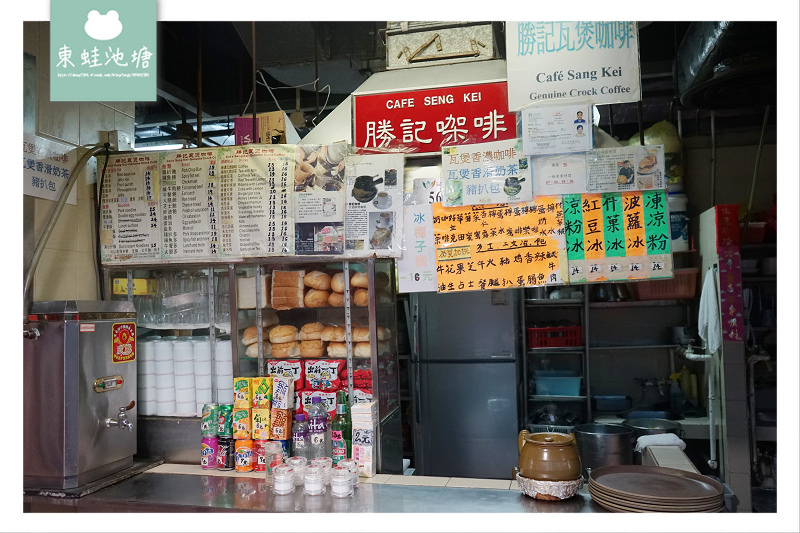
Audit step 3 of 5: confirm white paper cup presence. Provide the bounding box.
[174,373,196,389]
[215,339,233,361]
[215,359,233,377]
[173,338,194,361]
[192,338,212,361]
[216,388,234,404]
[138,359,156,374]
[155,385,176,401]
[138,340,157,361]
[195,387,212,404]
[138,386,157,403]
[174,401,197,417]
[195,373,212,389]
[175,386,196,403]
[154,360,174,375]
[153,340,174,362]
[173,360,195,376]
[194,360,212,376]
[137,372,156,389]
[155,400,176,416]
[155,373,175,389]
[140,400,158,416]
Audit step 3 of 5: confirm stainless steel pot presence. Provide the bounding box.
[573,423,634,479]
[622,418,682,439]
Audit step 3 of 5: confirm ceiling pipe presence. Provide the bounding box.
[251,21,257,143]
[196,22,203,147]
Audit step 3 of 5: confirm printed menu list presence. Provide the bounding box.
[218,144,294,258]
[160,149,219,260]
[100,153,161,264]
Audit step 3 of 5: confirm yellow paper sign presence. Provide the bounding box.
[432,198,567,292]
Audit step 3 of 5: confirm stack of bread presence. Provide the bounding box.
[271,270,305,310]
[302,270,331,308]
[240,310,279,358]
[268,324,300,358]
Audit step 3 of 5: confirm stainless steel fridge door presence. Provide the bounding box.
[417,290,518,361]
[415,360,519,480]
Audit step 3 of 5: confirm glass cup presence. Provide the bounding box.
[272,464,295,495]
[330,466,353,498]
[303,465,325,496]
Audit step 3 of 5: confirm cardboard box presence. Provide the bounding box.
[112,277,156,295]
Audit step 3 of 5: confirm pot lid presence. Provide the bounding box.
[622,418,681,430]
[526,432,575,446]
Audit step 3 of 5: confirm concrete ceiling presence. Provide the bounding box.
[134,21,776,149]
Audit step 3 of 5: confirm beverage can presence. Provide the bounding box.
[253,439,268,472]
[251,408,271,440]
[200,436,218,469]
[217,404,233,437]
[217,436,235,470]
[201,403,219,437]
[234,439,254,472]
[232,407,252,440]
[276,439,291,461]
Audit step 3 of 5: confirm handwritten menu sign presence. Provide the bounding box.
[432,198,567,292]
[562,190,672,283]
[441,139,532,207]
[160,149,219,260]
[100,153,161,264]
[218,144,294,258]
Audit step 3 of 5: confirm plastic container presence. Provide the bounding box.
[272,464,295,495]
[632,268,699,300]
[535,376,582,396]
[307,397,329,459]
[527,326,583,348]
[291,414,310,460]
[303,465,325,495]
[330,466,354,498]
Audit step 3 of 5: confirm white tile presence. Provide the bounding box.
[358,473,391,484]
[79,102,115,146]
[446,477,511,490]
[384,475,449,487]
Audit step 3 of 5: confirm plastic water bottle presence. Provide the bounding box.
[292,414,310,460]
[307,396,328,459]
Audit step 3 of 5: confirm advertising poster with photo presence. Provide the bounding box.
[344,152,405,257]
[562,190,672,284]
[441,139,532,207]
[294,142,347,255]
[531,153,588,195]
[99,152,161,264]
[585,145,665,193]
[521,103,593,155]
[432,198,567,293]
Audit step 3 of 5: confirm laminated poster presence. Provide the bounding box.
[531,153,588,196]
[562,190,672,284]
[520,103,593,155]
[344,152,405,257]
[100,152,161,264]
[586,145,665,193]
[294,142,347,255]
[441,139,532,207]
[397,202,437,293]
[432,198,567,293]
[218,144,294,258]
[159,148,220,260]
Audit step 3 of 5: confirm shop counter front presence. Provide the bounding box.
[24,463,605,513]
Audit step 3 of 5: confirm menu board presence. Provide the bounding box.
[432,198,567,292]
[562,190,672,283]
[160,149,219,260]
[218,144,294,258]
[441,139,532,207]
[100,153,161,264]
[345,152,405,256]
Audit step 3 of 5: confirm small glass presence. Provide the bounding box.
[303,465,325,495]
[338,458,359,487]
[272,464,295,495]
[312,457,333,485]
[287,456,307,487]
[330,466,353,498]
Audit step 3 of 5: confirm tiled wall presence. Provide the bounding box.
[24,22,136,301]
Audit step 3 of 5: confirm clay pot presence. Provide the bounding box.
[517,430,582,481]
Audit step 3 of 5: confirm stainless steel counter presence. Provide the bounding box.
[24,464,606,513]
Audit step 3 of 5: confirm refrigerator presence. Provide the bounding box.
[410,289,522,480]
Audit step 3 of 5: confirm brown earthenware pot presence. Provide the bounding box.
[517,430,582,481]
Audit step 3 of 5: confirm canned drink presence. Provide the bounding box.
[232,407,252,440]
[200,436,218,469]
[252,408,271,440]
[217,404,233,437]
[234,438,254,472]
[217,436,235,470]
[253,439,268,472]
[201,403,219,437]
[276,439,291,461]
[252,377,273,409]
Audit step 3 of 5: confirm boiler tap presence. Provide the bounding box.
[106,400,135,431]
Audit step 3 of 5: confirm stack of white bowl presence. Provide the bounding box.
[215,339,234,404]
[173,337,196,416]
[193,336,213,414]
[137,337,158,415]
[154,337,176,416]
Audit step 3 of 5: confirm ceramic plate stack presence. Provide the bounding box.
[588,465,725,513]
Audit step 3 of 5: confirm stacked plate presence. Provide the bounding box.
[588,465,725,513]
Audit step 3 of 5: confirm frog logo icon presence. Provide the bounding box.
[84,9,123,41]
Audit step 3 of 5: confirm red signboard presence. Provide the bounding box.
[112,322,137,363]
[353,82,517,154]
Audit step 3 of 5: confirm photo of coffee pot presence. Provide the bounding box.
[351,175,383,203]
[503,176,525,196]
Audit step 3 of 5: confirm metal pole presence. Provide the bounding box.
[251,22,257,143]
[744,105,771,228]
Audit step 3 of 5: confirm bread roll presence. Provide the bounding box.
[299,322,324,341]
[300,340,325,358]
[259,310,280,327]
[242,325,278,346]
[304,289,330,308]
[351,271,369,288]
[327,342,347,358]
[245,341,272,358]
[354,288,370,307]
[320,325,336,342]
[352,326,370,342]
[328,291,345,307]
[303,270,331,291]
[272,341,299,359]
[354,342,371,358]
[330,326,346,343]
[269,324,298,344]
[377,325,392,341]
[331,272,346,293]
